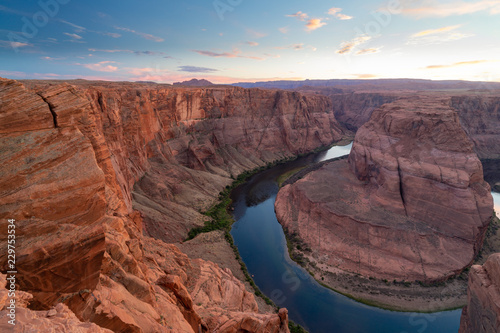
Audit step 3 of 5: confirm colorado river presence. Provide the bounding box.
[230,143,462,333]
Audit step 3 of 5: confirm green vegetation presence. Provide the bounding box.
[283,228,312,266]
[276,166,306,187]
[289,320,309,333]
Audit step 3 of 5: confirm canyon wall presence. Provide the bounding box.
[323,91,500,160]
[460,253,500,333]
[451,95,500,159]
[275,96,493,282]
[329,92,398,131]
[0,77,345,332]
[21,80,344,244]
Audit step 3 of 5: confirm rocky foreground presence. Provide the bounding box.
[276,96,493,283]
[460,253,500,333]
[0,77,346,332]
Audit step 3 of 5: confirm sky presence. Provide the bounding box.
[0,0,499,83]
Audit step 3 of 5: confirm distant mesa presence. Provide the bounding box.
[173,78,214,86]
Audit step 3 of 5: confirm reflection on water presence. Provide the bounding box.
[230,143,461,333]
[493,191,500,218]
[318,142,353,162]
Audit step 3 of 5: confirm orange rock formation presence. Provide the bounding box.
[0,77,345,332]
[276,96,493,282]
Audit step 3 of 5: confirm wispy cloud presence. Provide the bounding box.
[88,48,130,53]
[114,26,164,42]
[336,36,372,54]
[178,66,219,73]
[275,43,316,51]
[246,41,259,46]
[328,7,354,20]
[356,47,382,55]
[80,61,118,72]
[134,50,165,56]
[352,74,378,79]
[398,0,500,18]
[59,20,86,32]
[263,53,281,58]
[287,11,327,31]
[0,69,123,81]
[306,18,327,31]
[0,5,31,17]
[88,48,166,56]
[337,13,354,20]
[276,43,304,50]
[286,11,309,21]
[425,59,493,69]
[192,48,264,60]
[279,27,289,34]
[0,40,31,49]
[98,32,121,38]
[64,33,83,40]
[246,29,267,39]
[407,25,473,45]
[41,56,65,61]
[58,20,119,39]
[411,24,462,37]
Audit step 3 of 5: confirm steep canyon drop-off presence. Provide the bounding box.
[0,77,346,332]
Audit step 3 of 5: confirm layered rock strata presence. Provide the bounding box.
[451,95,500,159]
[276,96,493,282]
[459,253,500,333]
[1,77,347,332]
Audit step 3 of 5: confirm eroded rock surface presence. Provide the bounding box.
[1,77,331,332]
[460,253,500,333]
[0,274,113,332]
[276,96,493,282]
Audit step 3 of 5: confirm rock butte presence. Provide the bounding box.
[0,77,346,332]
[276,96,494,282]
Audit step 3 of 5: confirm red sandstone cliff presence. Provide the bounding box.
[323,91,500,160]
[459,253,500,333]
[275,96,493,282]
[19,79,343,244]
[0,77,345,332]
[329,92,398,131]
[451,95,500,159]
